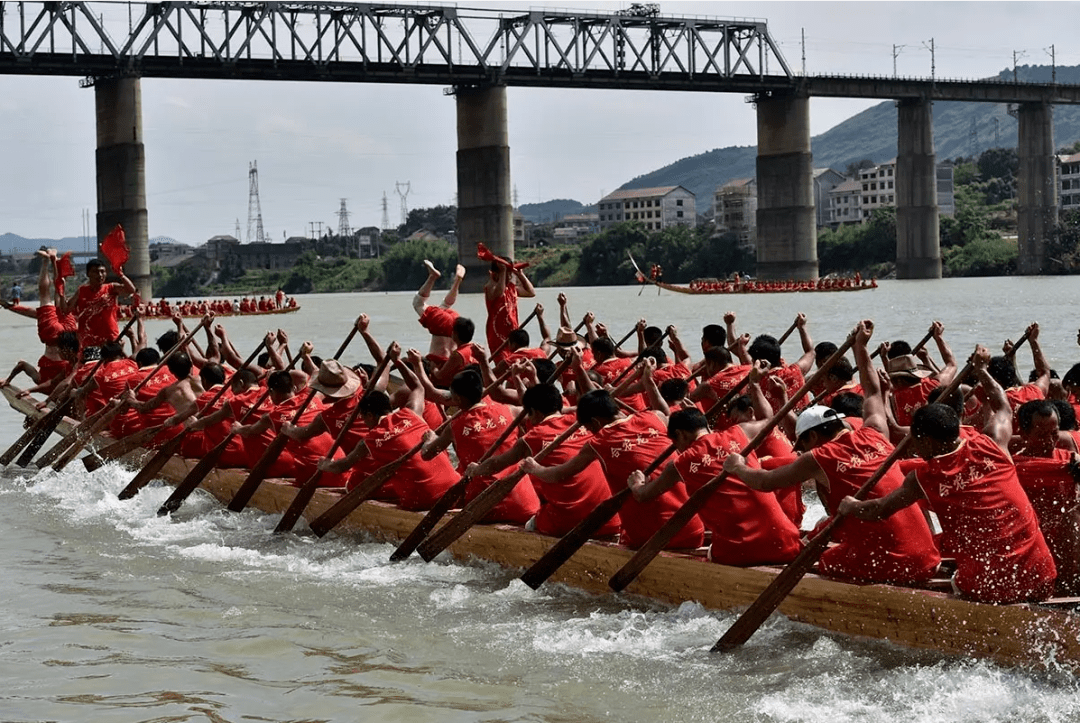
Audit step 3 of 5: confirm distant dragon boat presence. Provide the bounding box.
[5,383,1080,673]
[120,304,301,320]
[629,253,876,295]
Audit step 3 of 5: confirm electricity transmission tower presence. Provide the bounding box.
[395,181,411,226]
[247,161,266,244]
[336,199,352,237]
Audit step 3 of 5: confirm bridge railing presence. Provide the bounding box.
[0,1,793,82]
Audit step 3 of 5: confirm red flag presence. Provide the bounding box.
[101,224,129,274]
[56,251,75,280]
[476,242,529,270]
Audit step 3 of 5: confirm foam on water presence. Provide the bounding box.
[7,458,1080,722]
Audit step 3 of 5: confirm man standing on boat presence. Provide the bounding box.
[837,345,1057,604]
[723,320,941,585]
[484,255,535,363]
[75,258,136,350]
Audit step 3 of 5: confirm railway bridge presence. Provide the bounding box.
[3,1,1079,293]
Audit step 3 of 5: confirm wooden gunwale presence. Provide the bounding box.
[4,384,1079,673]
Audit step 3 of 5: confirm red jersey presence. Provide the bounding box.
[892,377,940,427]
[911,432,1056,603]
[651,361,693,387]
[75,283,121,349]
[505,347,547,365]
[451,402,539,524]
[811,425,940,584]
[588,411,704,550]
[592,357,645,411]
[418,305,459,338]
[673,426,801,566]
[1012,449,1080,594]
[37,355,72,388]
[485,280,519,359]
[90,358,139,416]
[181,385,246,466]
[764,363,805,412]
[522,414,619,537]
[359,407,457,510]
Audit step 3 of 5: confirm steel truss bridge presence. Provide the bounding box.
[0,1,801,92]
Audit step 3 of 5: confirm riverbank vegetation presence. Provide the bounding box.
[143,146,1080,299]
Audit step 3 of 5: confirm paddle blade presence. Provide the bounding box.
[83,424,164,472]
[519,487,631,589]
[157,435,232,515]
[101,224,129,273]
[118,432,186,499]
[417,471,524,562]
[712,522,836,651]
[227,434,289,512]
[273,471,324,534]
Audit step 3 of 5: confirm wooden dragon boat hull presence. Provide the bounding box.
[4,384,1079,673]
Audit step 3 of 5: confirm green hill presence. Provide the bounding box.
[618,64,1080,200]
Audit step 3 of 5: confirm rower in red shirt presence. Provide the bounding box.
[421,369,540,524]
[522,389,705,550]
[724,321,940,585]
[320,345,457,510]
[630,403,802,566]
[839,343,1057,604]
[463,383,620,537]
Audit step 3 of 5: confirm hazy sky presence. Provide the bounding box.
[0,1,1074,246]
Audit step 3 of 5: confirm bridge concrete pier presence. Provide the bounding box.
[1017,102,1057,274]
[755,92,818,281]
[95,76,151,299]
[455,85,513,294]
[895,98,942,279]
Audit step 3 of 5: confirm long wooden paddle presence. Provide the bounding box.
[305,366,519,539]
[155,350,310,516]
[606,329,860,592]
[489,306,539,360]
[776,318,800,346]
[115,337,268,499]
[83,423,166,471]
[49,318,211,472]
[31,402,117,468]
[869,327,934,361]
[271,352,394,533]
[1,314,139,466]
[713,331,1029,651]
[223,323,365,513]
[515,364,770,590]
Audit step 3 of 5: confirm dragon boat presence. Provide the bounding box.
[629,253,875,295]
[4,383,1080,673]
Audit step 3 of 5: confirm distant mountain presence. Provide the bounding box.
[518,199,596,224]
[0,233,191,255]
[618,64,1080,201]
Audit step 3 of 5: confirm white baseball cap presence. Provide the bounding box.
[795,405,846,439]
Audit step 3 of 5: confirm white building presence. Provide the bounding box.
[859,160,896,220]
[1059,153,1080,212]
[597,186,696,231]
[713,178,757,248]
[813,168,846,228]
[827,179,863,226]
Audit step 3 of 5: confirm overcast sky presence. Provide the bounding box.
[0,1,1074,247]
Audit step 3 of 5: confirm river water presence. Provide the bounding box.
[2,278,1080,722]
